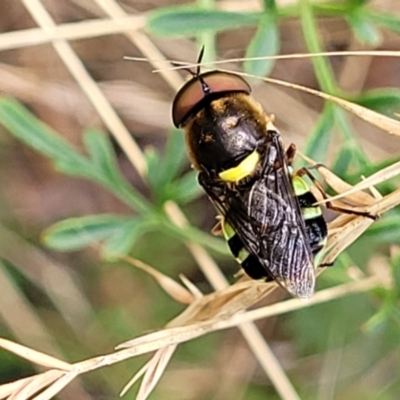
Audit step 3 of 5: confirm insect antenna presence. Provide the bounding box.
[171,46,211,95]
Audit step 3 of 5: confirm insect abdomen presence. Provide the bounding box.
[292,176,328,262]
[222,221,268,280]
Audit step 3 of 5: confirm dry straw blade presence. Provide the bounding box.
[316,159,400,205]
[0,339,72,371]
[120,256,195,304]
[1,370,65,400]
[131,345,178,400]
[297,152,378,205]
[324,216,375,265]
[1,162,399,399]
[0,277,388,400]
[151,50,400,72]
[1,4,400,398]
[152,51,400,137]
[190,68,400,138]
[31,371,79,400]
[0,275,386,399]
[259,77,400,137]
[114,157,399,368]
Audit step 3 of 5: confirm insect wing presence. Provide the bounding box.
[266,132,316,297]
[199,132,315,298]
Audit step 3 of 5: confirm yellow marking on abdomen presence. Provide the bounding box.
[291,175,309,196]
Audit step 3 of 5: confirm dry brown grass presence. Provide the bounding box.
[0,1,400,399]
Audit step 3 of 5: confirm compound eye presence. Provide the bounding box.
[172,71,251,127]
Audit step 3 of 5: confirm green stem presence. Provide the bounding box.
[196,0,216,65]
[159,218,229,255]
[299,0,369,165]
[300,0,336,94]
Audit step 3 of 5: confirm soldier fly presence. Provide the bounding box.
[172,51,328,298]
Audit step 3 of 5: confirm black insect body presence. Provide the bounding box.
[172,68,327,299]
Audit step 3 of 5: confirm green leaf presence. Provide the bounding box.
[76,132,151,213]
[79,130,151,214]
[262,0,276,11]
[83,129,116,172]
[368,12,400,34]
[156,129,187,187]
[145,147,162,193]
[83,129,125,186]
[147,8,260,36]
[317,252,353,287]
[353,89,400,116]
[160,220,229,255]
[346,10,381,45]
[391,249,400,298]
[82,130,149,202]
[312,3,349,14]
[0,98,150,213]
[42,215,137,251]
[146,129,189,203]
[344,154,400,189]
[169,170,203,204]
[162,129,187,179]
[361,215,400,245]
[331,145,353,177]
[243,13,279,77]
[333,107,370,169]
[102,218,155,260]
[348,0,370,6]
[300,1,336,94]
[303,104,334,161]
[0,97,89,173]
[364,302,393,333]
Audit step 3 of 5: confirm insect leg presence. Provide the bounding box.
[295,167,377,220]
[319,261,335,268]
[285,143,297,167]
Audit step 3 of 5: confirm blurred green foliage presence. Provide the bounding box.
[0,0,400,399]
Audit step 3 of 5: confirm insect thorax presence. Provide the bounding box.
[183,93,268,176]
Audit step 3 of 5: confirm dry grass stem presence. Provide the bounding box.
[93,0,183,91]
[33,371,79,400]
[121,256,195,304]
[0,374,50,399]
[120,360,150,397]
[0,65,170,130]
[0,274,384,400]
[75,12,283,398]
[316,160,400,204]
[324,215,375,265]
[2,68,398,397]
[134,345,178,400]
[178,274,204,299]
[156,50,400,72]
[0,339,72,371]
[298,153,377,205]
[0,15,146,51]
[17,1,298,397]
[0,225,94,335]
[1,2,399,399]
[217,70,400,137]
[4,161,395,398]
[290,153,399,265]
[164,201,231,290]
[237,275,383,323]
[163,183,296,400]
[21,0,147,177]
[2,370,65,400]
[235,323,302,400]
